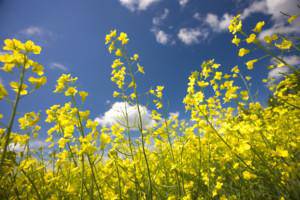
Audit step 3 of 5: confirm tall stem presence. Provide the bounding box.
[1,57,27,169]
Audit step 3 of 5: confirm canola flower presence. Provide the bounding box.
[0,13,299,200]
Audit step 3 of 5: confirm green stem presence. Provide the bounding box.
[122,48,153,199]
[71,96,104,200]
[1,57,27,169]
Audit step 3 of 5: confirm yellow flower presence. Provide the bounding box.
[3,39,15,51]
[155,85,164,98]
[243,171,256,180]
[228,15,242,34]
[132,54,139,61]
[10,81,28,95]
[238,48,250,57]
[28,76,47,89]
[113,91,119,98]
[246,33,256,44]
[24,40,42,54]
[288,15,298,24]
[232,35,241,46]
[3,39,25,52]
[253,21,265,33]
[79,91,88,102]
[100,133,111,149]
[115,48,122,57]
[32,63,44,76]
[54,74,77,93]
[275,147,289,158]
[58,137,68,149]
[275,39,292,50]
[18,112,40,130]
[105,29,117,44]
[214,71,222,80]
[264,34,278,44]
[111,59,123,69]
[240,90,249,101]
[231,65,240,73]
[246,59,258,70]
[118,32,129,45]
[197,81,209,87]
[130,92,136,100]
[151,110,161,121]
[1,63,15,72]
[64,87,78,96]
[0,83,8,100]
[137,63,145,74]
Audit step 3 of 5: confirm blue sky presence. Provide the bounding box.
[0,0,299,138]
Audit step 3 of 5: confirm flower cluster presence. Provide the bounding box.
[0,13,299,200]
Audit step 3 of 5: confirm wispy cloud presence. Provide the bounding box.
[49,62,68,71]
[119,0,161,12]
[177,28,208,45]
[152,8,169,26]
[18,26,55,43]
[151,28,172,45]
[268,55,300,84]
[203,13,232,32]
[178,0,189,7]
[151,8,174,45]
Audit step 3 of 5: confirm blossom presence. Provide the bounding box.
[228,15,242,34]
[0,83,8,100]
[232,35,240,46]
[253,21,265,33]
[10,81,28,95]
[246,59,258,70]
[275,39,292,50]
[288,15,298,24]
[246,33,256,44]
[28,76,47,89]
[238,48,250,57]
[118,32,129,45]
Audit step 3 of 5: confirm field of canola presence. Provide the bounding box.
[0,14,300,199]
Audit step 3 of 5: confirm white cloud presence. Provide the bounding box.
[240,0,298,21]
[0,51,6,55]
[20,26,51,38]
[151,9,173,45]
[282,55,300,66]
[119,0,161,11]
[268,55,300,83]
[95,101,155,129]
[259,22,300,39]
[204,13,233,32]
[240,0,300,39]
[49,62,68,71]
[193,12,201,20]
[177,28,208,45]
[268,66,290,83]
[8,140,47,152]
[152,28,172,45]
[152,8,169,26]
[179,0,189,7]
[241,0,267,19]
[196,0,299,37]
[18,26,55,43]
